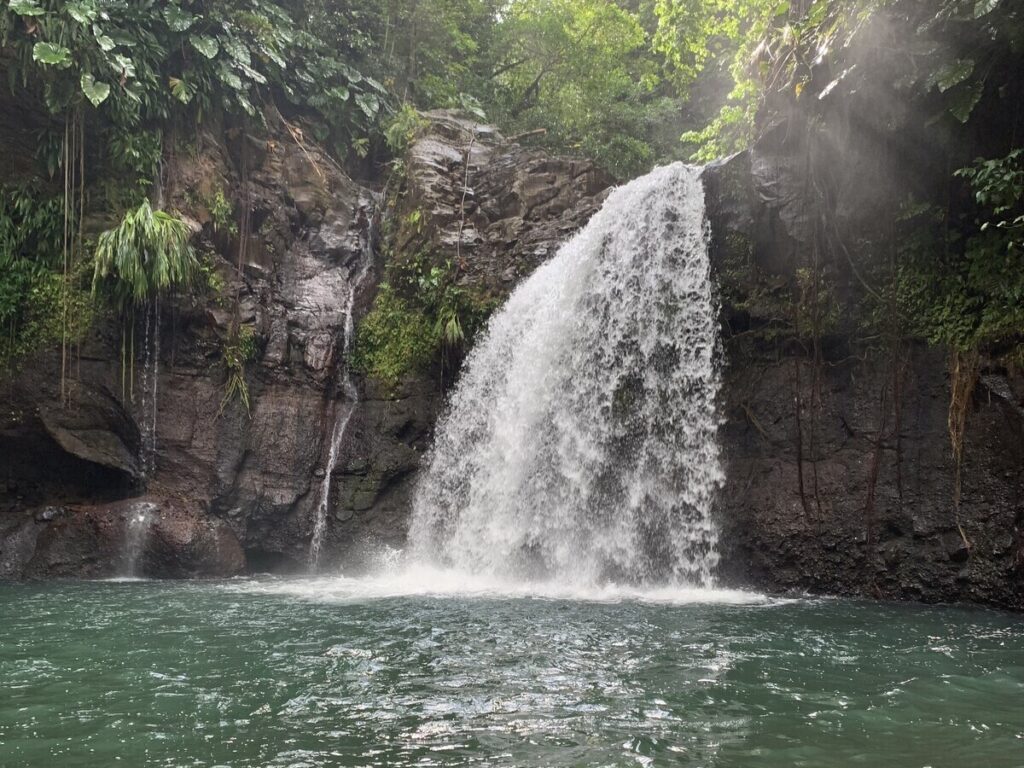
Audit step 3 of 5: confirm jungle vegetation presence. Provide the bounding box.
[0,0,1020,402]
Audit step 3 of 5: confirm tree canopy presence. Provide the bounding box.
[0,0,1022,378]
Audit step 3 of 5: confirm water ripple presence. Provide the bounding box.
[0,580,1021,767]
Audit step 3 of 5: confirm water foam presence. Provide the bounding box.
[223,565,769,606]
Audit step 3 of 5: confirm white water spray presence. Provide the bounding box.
[121,502,155,578]
[408,163,723,587]
[308,260,372,569]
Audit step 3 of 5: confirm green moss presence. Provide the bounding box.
[352,283,437,388]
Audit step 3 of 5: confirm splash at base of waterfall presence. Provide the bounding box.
[408,163,724,588]
[120,503,156,578]
[229,561,769,606]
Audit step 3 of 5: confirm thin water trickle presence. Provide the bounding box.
[121,503,155,578]
[308,257,372,569]
[410,163,723,586]
[135,298,160,477]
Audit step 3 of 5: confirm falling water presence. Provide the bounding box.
[136,298,160,476]
[308,260,372,569]
[121,503,155,578]
[150,294,159,467]
[409,163,723,587]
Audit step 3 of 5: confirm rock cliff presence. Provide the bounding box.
[0,109,610,579]
[702,16,1024,609]
[1,88,1021,610]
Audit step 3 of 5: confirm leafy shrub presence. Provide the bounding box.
[219,322,257,416]
[352,283,436,388]
[0,184,92,369]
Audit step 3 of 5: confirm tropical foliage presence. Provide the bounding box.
[1,0,1022,386]
[0,183,90,368]
[92,200,197,309]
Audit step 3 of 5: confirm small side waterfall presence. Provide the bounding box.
[138,295,160,476]
[121,503,155,578]
[409,163,723,587]
[308,260,372,569]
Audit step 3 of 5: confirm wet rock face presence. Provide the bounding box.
[712,342,1024,609]
[702,109,1024,611]
[397,111,612,299]
[0,110,380,576]
[0,109,610,578]
[2,498,244,580]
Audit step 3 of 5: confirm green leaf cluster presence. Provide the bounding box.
[0,183,91,369]
[352,282,437,388]
[1,0,390,180]
[353,249,495,388]
[92,200,198,310]
[897,151,1024,354]
[219,322,257,415]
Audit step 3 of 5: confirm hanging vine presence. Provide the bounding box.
[948,348,979,553]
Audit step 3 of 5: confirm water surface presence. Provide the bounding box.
[1,578,1021,767]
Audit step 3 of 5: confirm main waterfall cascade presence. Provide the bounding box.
[408,163,724,587]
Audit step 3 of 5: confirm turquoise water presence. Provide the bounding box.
[1,577,1022,767]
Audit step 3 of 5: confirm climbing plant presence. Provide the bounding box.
[218,321,256,416]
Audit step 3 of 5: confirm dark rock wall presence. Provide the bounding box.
[0,109,611,579]
[714,337,1024,608]
[701,12,1024,609]
[395,111,611,301]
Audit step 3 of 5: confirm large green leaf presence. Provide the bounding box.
[338,62,363,84]
[32,42,72,67]
[948,81,984,123]
[191,36,219,59]
[66,1,97,24]
[168,76,194,104]
[236,62,267,85]
[934,59,975,93]
[92,26,116,52]
[327,86,350,103]
[9,0,45,17]
[111,53,135,79]
[355,91,379,119]
[223,37,251,66]
[362,75,386,94]
[974,0,1000,18]
[163,5,194,32]
[234,91,256,116]
[80,72,110,106]
[259,44,286,69]
[217,64,243,92]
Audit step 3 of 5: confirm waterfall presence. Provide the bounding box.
[408,163,723,587]
[136,297,160,477]
[308,259,372,569]
[121,502,155,578]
